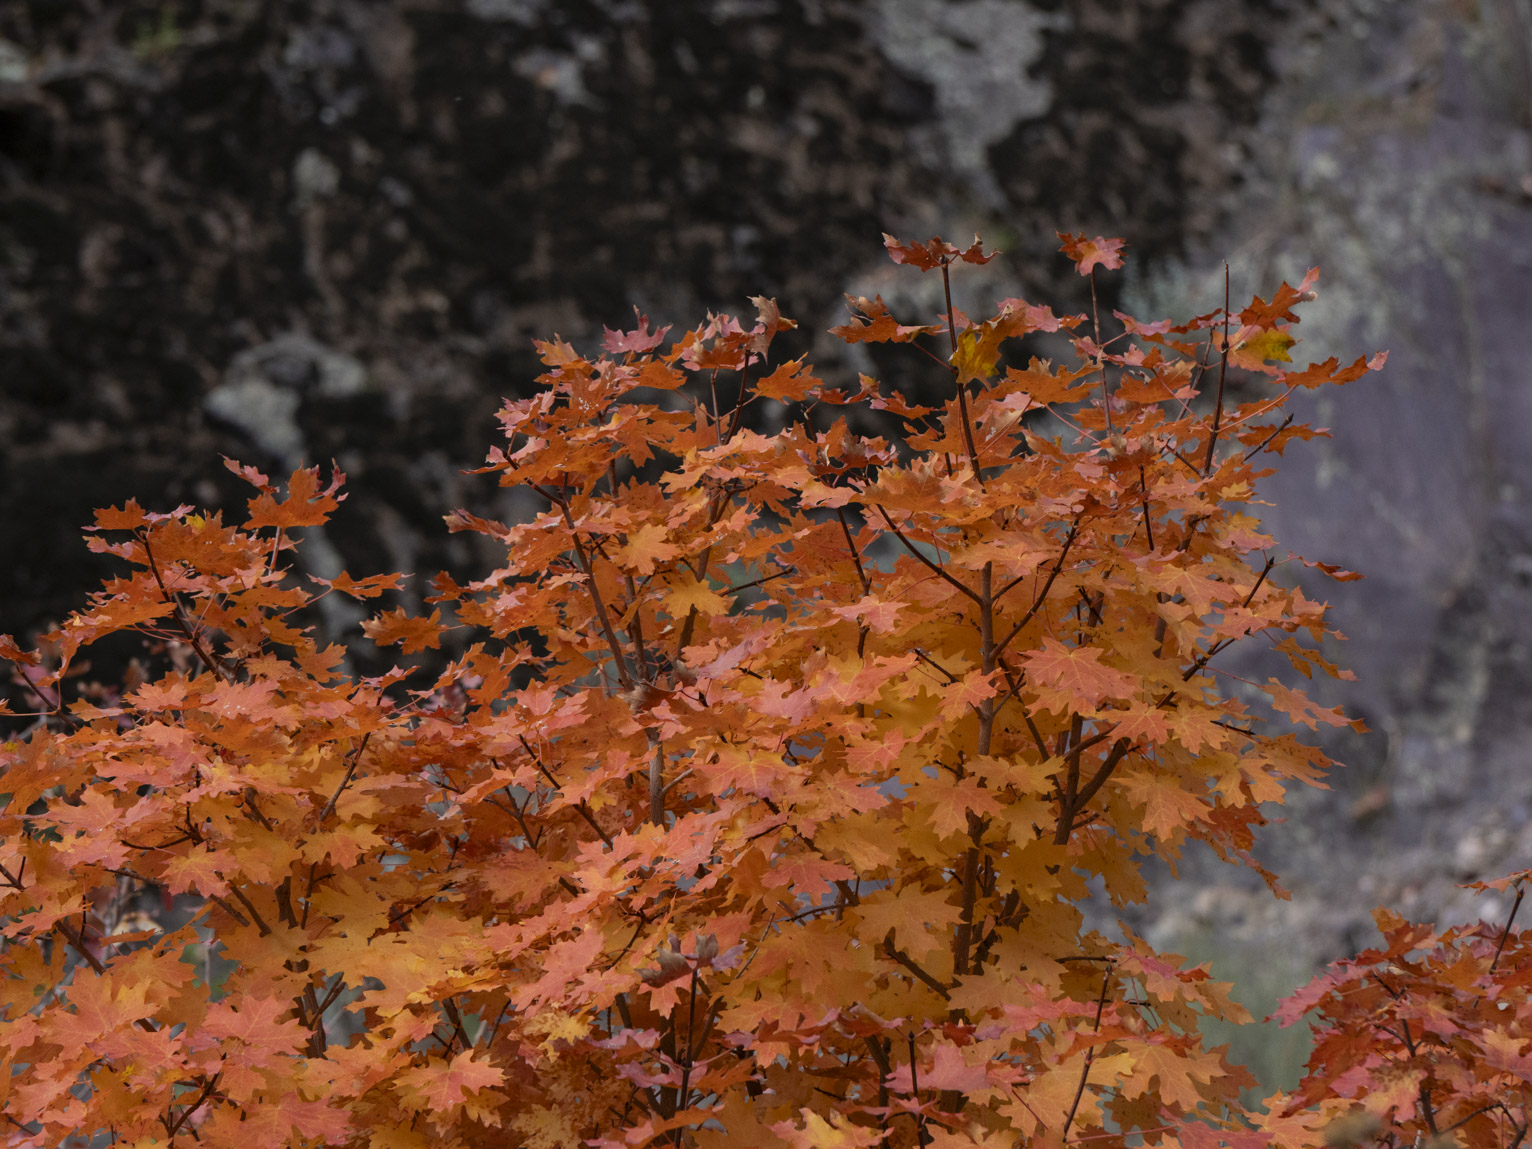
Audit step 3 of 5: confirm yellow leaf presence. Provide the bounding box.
[770,1109,885,1148]
[1117,1039,1222,1111]
[665,573,730,617]
[1116,770,1208,840]
[1232,328,1295,368]
[952,324,1005,385]
[614,523,682,576]
[511,1104,583,1149]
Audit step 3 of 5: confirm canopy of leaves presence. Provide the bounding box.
[2,235,1494,1149]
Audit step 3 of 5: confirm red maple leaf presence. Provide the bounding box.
[603,308,671,355]
[1057,231,1127,274]
[883,232,998,270]
[245,465,346,529]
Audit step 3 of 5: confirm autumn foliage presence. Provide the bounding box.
[1,230,1526,1148]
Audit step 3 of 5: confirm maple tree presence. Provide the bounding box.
[1277,871,1531,1148]
[0,227,1521,1148]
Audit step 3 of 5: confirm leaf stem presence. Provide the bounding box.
[137,528,232,683]
[941,259,988,488]
[1202,262,1231,475]
[992,517,1083,656]
[1061,961,1115,1143]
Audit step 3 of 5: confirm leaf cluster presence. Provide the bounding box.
[2,231,1514,1149]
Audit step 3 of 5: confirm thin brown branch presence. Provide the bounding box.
[674,480,743,658]
[993,519,1083,657]
[1054,738,1133,846]
[952,828,983,979]
[1178,555,1277,684]
[941,260,988,490]
[532,482,637,694]
[163,1072,221,1138]
[1201,263,1231,475]
[1090,266,1112,436]
[1242,414,1295,462]
[624,570,651,685]
[0,859,25,891]
[54,917,108,975]
[226,883,273,936]
[1061,961,1115,1143]
[518,735,615,848]
[1163,442,1204,479]
[872,505,982,605]
[971,887,1024,971]
[881,929,951,1000]
[908,1030,931,1146]
[673,964,703,1143]
[137,529,233,684]
[206,892,250,928]
[835,508,871,596]
[648,730,665,826]
[386,884,456,929]
[1490,883,1525,974]
[863,1033,893,1115]
[911,648,959,684]
[1418,1077,1439,1136]
[725,566,797,595]
[316,732,372,826]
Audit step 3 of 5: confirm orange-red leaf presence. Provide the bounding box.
[1022,639,1140,710]
[883,232,997,270]
[245,465,345,529]
[362,607,444,653]
[1057,232,1126,274]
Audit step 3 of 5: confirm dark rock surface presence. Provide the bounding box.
[1,0,927,642]
[1,0,1303,647]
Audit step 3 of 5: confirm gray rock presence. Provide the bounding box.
[0,39,28,84]
[226,333,367,403]
[292,148,341,209]
[466,0,550,23]
[868,0,1061,202]
[203,376,304,462]
[1110,0,1532,1087]
[205,334,367,462]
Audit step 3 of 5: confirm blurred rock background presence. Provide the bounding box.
[4,0,1530,1093]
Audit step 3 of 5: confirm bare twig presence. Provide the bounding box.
[316,732,372,826]
[993,519,1083,656]
[881,929,951,1000]
[873,505,982,605]
[941,259,988,489]
[1201,263,1231,475]
[1061,961,1115,1143]
[1489,883,1525,975]
[137,529,233,684]
[1242,414,1294,462]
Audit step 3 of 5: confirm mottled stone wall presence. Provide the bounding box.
[1118,0,1532,1089]
[1,0,932,641]
[0,0,1299,648]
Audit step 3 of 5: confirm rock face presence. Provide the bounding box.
[1,0,932,640]
[5,0,1524,1090]
[0,0,1299,643]
[1118,0,1532,1089]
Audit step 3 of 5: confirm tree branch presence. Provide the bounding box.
[1201,263,1231,475]
[992,518,1083,658]
[881,929,951,1000]
[872,505,982,605]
